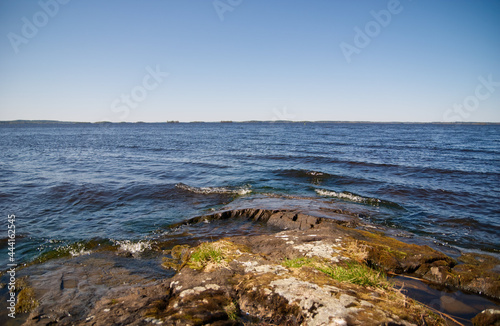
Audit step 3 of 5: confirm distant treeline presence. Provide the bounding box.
[0,120,498,125]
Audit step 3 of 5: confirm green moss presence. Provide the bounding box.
[30,239,116,266]
[16,286,39,313]
[382,246,408,259]
[458,252,499,266]
[15,277,30,292]
[162,244,192,270]
[170,244,191,260]
[161,257,181,270]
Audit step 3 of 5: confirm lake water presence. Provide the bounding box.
[0,122,499,267]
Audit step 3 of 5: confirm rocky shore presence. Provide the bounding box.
[9,209,500,325]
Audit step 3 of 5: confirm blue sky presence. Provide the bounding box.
[0,0,499,122]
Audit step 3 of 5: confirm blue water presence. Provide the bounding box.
[0,122,499,267]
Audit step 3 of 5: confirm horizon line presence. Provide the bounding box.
[1,119,500,125]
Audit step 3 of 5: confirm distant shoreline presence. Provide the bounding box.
[1,120,499,125]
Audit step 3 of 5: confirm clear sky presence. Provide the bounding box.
[0,0,499,122]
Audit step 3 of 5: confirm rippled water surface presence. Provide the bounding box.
[0,122,499,266]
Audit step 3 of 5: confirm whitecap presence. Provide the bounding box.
[114,240,152,254]
[69,248,92,257]
[175,183,251,195]
[315,188,381,205]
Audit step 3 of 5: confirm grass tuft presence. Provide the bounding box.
[283,256,389,288]
[282,257,314,268]
[317,261,390,288]
[224,301,239,321]
[343,240,369,263]
[188,241,226,270]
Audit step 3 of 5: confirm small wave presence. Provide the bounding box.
[48,242,94,259]
[113,240,152,254]
[31,239,117,264]
[316,189,374,203]
[315,188,402,208]
[46,182,118,209]
[175,183,251,195]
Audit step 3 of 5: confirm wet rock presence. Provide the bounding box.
[471,309,500,326]
[422,265,453,284]
[446,253,500,299]
[439,295,477,316]
[21,253,170,326]
[267,211,323,230]
[173,208,360,231]
[346,229,455,275]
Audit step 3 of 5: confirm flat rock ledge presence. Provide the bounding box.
[22,209,500,325]
[177,208,500,300]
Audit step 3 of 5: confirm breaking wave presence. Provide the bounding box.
[315,188,402,208]
[175,183,252,195]
[113,240,153,254]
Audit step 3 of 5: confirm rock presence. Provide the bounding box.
[16,208,500,325]
[171,208,360,231]
[422,265,452,284]
[446,253,500,299]
[293,240,342,262]
[270,277,363,326]
[439,295,477,315]
[267,211,323,230]
[471,309,500,326]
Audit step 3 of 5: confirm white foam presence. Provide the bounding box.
[315,189,361,202]
[315,188,380,204]
[176,183,251,195]
[55,243,92,257]
[69,248,91,257]
[235,188,252,195]
[114,240,152,254]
